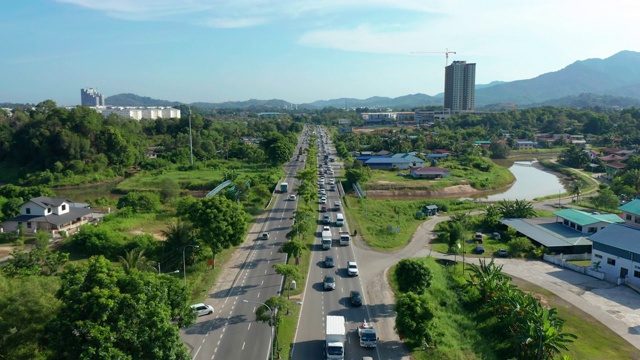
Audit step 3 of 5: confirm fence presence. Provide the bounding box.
[543,254,605,280]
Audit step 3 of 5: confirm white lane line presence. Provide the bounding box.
[202,339,206,343]
[248,323,251,330]
[193,346,201,358]
[261,280,264,286]
[264,269,267,274]
[242,342,246,350]
[257,292,260,299]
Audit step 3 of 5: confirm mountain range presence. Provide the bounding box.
[105,51,640,110]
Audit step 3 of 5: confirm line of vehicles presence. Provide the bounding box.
[316,127,377,360]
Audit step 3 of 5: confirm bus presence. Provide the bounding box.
[335,213,344,227]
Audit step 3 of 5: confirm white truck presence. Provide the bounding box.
[357,320,378,348]
[321,230,332,250]
[326,315,346,360]
[339,231,350,246]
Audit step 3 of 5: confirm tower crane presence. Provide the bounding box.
[410,48,457,67]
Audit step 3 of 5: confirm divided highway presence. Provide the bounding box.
[292,127,381,360]
[181,131,308,360]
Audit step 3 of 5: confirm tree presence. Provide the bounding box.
[2,246,69,277]
[0,274,60,360]
[160,178,181,202]
[117,191,161,213]
[591,188,620,210]
[118,248,156,274]
[395,292,435,346]
[273,264,303,299]
[186,196,247,266]
[557,145,590,169]
[507,236,536,258]
[489,141,511,159]
[395,259,433,294]
[45,256,193,359]
[497,199,537,218]
[253,295,291,360]
[279,239,305,260]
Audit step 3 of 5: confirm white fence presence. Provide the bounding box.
[543,254,605,280]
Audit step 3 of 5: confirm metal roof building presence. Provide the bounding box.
[499,217,592,254]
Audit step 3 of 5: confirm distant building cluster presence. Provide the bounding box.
[96,106,180,121]
[81,88,105,107]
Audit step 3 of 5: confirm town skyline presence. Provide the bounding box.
[1,1,637,106]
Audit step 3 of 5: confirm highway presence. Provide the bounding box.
[292,127,381,360]
[180,127,308,360]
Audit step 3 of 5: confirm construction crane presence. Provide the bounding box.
[410,48,457,67]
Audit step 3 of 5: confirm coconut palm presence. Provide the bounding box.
[118,248,155,274]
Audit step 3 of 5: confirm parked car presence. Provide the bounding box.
[475,232,483,243]
[496,248,508,257]
[350,290,363,307]
[492,232,501,240]
[191,303,214,317]
[324,275,336,290]
[347,261,359,276]
[474,245,485,254]
[324,255,335,268]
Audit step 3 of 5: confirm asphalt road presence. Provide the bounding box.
[292,128,381,360]
[180,127,309,360]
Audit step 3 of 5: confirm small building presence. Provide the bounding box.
[499,217,592,254]
[423,205,439,216]
[2,196,100,237]
[409,167,450,179]
[619,199,640,228]
[363,153,425,170]
[589,224,640,285]
[515,140,536,150]
[553,209,624,234]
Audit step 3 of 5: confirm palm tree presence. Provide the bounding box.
[498,199,537,218]
[118,248,155,274]
[160,220,195,269]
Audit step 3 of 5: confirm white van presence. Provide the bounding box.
[335,213,344,227]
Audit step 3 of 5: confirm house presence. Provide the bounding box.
[619,199,640,228]
[604,162,626,180]
[515,140,536,150]
[589,224,640,286]
[423,205,439,216]
[409,167,450,179]
[554,209,624,234]
[363,153,425,170]
[1,196,99,237]
[499,217,593,254]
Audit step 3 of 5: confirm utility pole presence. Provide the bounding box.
[188,105,194,167]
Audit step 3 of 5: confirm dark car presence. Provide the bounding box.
[324,275,336,291]
[474,245,485,254]
[350,290,362,307]
[496,248,508,257]
[324,255,335,268]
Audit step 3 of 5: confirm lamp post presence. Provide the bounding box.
[242,299,274,360]
[183,245,199,286]
[188,105,194,167]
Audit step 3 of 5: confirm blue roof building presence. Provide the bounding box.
[363,153,425,170]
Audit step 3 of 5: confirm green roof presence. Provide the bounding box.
[554,209,624,226]
[619,199,640,215]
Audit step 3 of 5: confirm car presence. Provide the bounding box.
[324,255,335,268]
[289,194,297,201]
[334,200,341,210]
[330,185,336,191]
[319,189,326,196]
[191,303,214,317]
[496,248,508,257]
[329,178,335,185]
[324,275,336,290]
[320,197,327,204]
[326,170,334,175]
[347,261,359,276]
[323,215,331,225]
[320,205,327,212]
[492,232,501,240]
[323,225,331,232]
[350,290,363,307]
[475,232,483,243]
[474,245,485,254]
[260,232,269,240]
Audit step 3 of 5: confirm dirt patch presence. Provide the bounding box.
[0,245,15,258]
[128,230,166,241]
[367,184,481,199]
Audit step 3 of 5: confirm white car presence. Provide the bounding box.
[320,197,327,204]
[319,189,326,195]
[323,225,331,232]
[191,303,214,317]
[347,261,359,276]
[329,179,335,185]
[289,194,297,201]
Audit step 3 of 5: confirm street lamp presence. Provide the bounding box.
[183,245,199,286]
[243,299,274,360]
[188,105,194,167]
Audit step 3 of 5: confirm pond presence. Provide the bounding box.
[476,161,567,201]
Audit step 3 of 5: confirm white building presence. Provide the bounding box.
[96,106,180,120]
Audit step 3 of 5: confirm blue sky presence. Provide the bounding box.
[1,0,637,106]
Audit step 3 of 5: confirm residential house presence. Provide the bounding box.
[554,209,624,234]
[619,199,640,228]
[515,140,536,150]
[589,224,640,285]
[2,196,99,237]
[409,166,450,179]
[362,153,425,170]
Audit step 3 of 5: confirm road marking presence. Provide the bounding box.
[193,346,201,358]
[242,342,246,350]
[257,292,260,298]
[264,269,267,274]
[260,280,264,285]
[248,323,251,330]
[202,339,206,343]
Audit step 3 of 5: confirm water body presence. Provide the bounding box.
[477,161,566,201]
